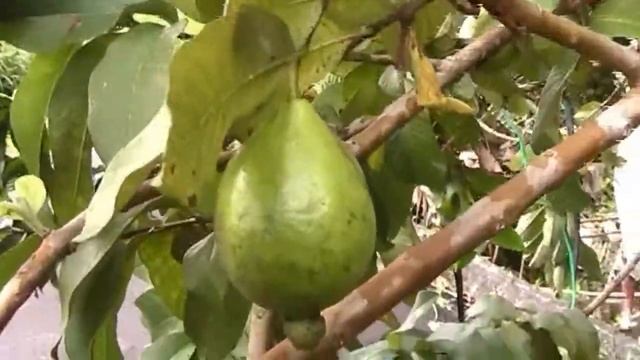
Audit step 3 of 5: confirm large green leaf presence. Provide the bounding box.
[590,0,640,39]
[297,18,352,92]
[326,0,396,32]
[182,234,251,360]
[385,111,447,192]
[162,5,295,213]
[138,231,186,318]
[0,234,39,289]
[57,201,153,359]
[169,0,225,23]
[88,23,181,164]
[226,0,324,48]
[0,0,146,53]
[45,36,114,224]
[10,45,76,175]
[76,106,169,243]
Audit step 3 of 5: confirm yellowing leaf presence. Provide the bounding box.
[408,28,442,106]
[408,27,475,115]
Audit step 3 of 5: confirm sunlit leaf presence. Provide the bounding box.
[88,23,181,164]
[162,5,295,213]
[408,28,474,115]
[76,107,169,243]
[226,0,324,48]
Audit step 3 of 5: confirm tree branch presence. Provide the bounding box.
[583,253,640,315]
[471,0,640,85]
[121,217,208,239]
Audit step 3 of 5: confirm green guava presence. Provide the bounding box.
[215,98,376,348]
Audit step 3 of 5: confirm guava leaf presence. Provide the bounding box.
[91,316,122,360]
[0,0,146,53]
[58,201,153,359]
[182,234,251,360]
[364,145,414,244]
[88,23,181,164]
[45,36,113,224]
[162,5,295,213]
[530,49,579,153]
[590,0,640,39]
[341,63,393,124]
[385,111,447,192]
[138,231,186,318]
[137,289,196,360]
[226,0,324,48]
[10,45,76,175]
[546,174,591,213]
[490,228,524,252]
[75,106,169,243]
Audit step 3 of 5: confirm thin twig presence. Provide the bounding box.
[121,217,208,239]
[583,254,640,315]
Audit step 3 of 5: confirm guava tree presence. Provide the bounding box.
[0,0,639,358]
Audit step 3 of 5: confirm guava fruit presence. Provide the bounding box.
[215,98,376,349]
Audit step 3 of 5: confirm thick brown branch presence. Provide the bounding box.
[473,0,640,85]
[583,253,640,315]
[264,91,640,358]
